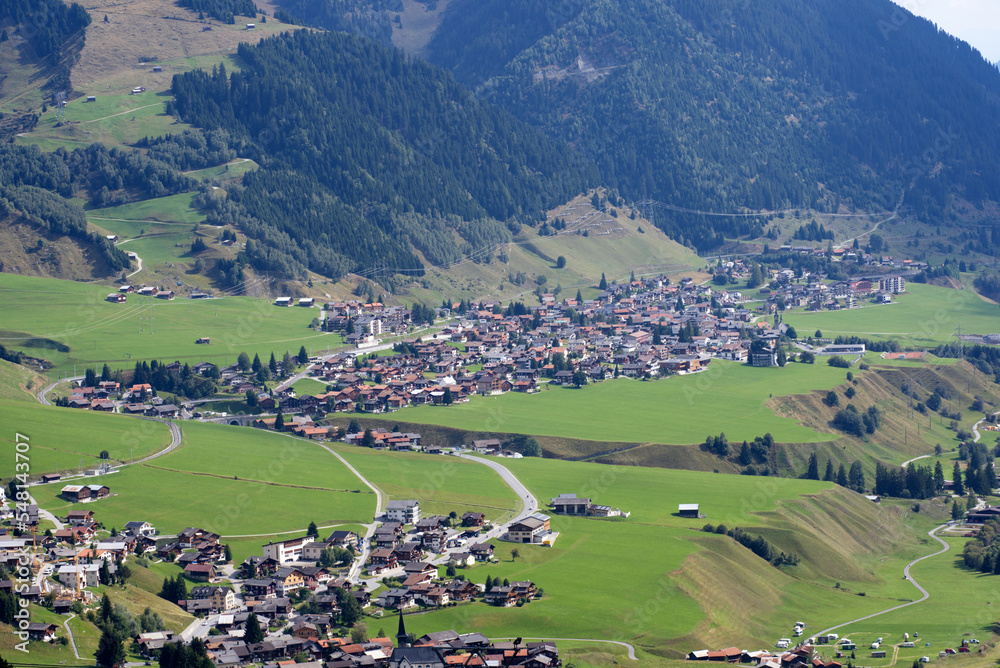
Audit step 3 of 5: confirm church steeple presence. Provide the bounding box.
[395,609,411,648]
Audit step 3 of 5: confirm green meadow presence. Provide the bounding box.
[395,457,934,663]
[29,423,376,537]
[0,273,345,375]
[184,159,259,182]
[0,400,172,474]
[394,361,851,445]
[17,92,191,151]
[783,283,1000,347]
[87,192,206,227]
[331,445,522,523]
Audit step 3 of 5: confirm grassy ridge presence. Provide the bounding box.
[393,361,850,445]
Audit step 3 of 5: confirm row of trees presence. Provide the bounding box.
[873,461,944,500]
[803,453,867,493]
[701,524,800,566]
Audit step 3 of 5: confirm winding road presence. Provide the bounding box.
[815,522,951,637]
[457,452,538,524]
[300,436,385,580]
[62,614,82,660]
[972,411,1000,443]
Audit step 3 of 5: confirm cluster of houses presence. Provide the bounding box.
[66,380,181,417]
[688,644,842,668]
[107,284,176,302]
[137,614,563,668]
[762,272,907,312]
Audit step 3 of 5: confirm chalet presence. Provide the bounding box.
[507,515,550,543]
[275,297,292,307]
[299,297,315,307]
[392,541,424,563]
[107,293,127,303]
[968,506,1000,524]
[462,512,485,527]
[156,290,175,300]
[151,404,179,418]
[66,509,95,524]
[25,623,58,642]
[471,439,502,455]
[189,585,236,611]
[369,549,398,569]
[184,563,216,582]
[678,504,700,518]
[550,494,590,515]
[469,543,494,561]
[61,486,91,502]
[124,521,156,537]
[242,579,277,598]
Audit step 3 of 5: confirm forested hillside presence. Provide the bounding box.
[166,30,597,281]
[426,0,1000,250]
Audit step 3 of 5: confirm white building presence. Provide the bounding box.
[57,564,102,588]
[386,500,420,524]
[261,536,311,564]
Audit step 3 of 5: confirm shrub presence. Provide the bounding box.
[827,355,850,368]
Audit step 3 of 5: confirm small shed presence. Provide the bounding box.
[246,23,255,29]
[678,503,700,518]
[152,65,162,73]
[86,95,96,102]
[195,337,211,344]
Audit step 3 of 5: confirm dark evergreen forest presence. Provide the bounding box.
[424,0,1000,250]
[166,30,597,280]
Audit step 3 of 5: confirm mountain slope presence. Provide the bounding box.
[424,0,1000,250]
[166,30,598,281]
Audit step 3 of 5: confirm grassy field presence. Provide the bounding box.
[393,361,851,445]
[185,158,259,182]
[29,423,376,537]
[0,273,346,375]
[290,377,330,396]
[331,445,521,523]
[0,400,172,475]
[783,283,1000,347]
[87,192,207,226]
[16,91,193,152]
[824,514,1000,667]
